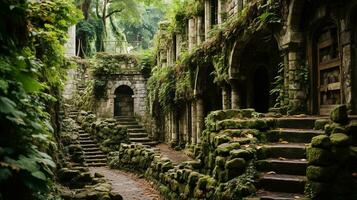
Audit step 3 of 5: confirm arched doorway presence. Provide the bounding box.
[253,66,270,113]
[231,32,281,112]
[313,23,341,115]
[114,85,134,116]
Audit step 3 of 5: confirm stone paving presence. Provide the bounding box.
[89,167,163,200]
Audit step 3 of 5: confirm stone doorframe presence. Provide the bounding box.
[110,81,138,117]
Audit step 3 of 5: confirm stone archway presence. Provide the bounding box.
[114,85,134,117]
[229,31,281,112]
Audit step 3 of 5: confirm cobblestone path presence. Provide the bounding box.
[155,143,192,164]
[89,167,163,200]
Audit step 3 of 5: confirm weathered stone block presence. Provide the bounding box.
[330,133,350,146]
[230,149,253,160]
[330,105,349,124]
[306,165,336,181]
[307,147,334,165]
[314,119,329,130]
[311,135,332,149]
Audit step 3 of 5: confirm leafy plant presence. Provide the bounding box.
[270,62,284,108]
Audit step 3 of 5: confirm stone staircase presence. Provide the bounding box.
[255,117,324,200]
[115,116,158,146]
[67,109,107,167]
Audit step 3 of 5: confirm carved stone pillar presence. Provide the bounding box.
[204,0,211,40]
[230,79,240,109]
[191,100,197,144]
[196,97,204,144]
[222,85,231,110]
[196,16,204,45]
[171,112,178,142]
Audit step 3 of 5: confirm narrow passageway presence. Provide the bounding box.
[89,167,163,200]
[154,143,192,164]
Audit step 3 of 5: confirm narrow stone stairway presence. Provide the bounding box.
[255,117,324,200]
[67,109,107,167]
[115,116,158,146]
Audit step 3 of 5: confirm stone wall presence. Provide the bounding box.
[96,74,147,118]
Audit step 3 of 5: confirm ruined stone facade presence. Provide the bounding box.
[152,0,357,145]
[96,72,147,118]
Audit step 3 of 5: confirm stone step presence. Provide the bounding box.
[128,133,148,138]
[84,154,106,159]
[275,118,317,129]
[127,128,146,133]
[256,190,305,200]
[125,125,143,129]
[79,140,95,144]
[115,117,136,121]
[84,151,106,155]
[85,157,107,162]
[257,143,307,159]
[256,158,307,176]
[118,121,139,126]
[259,173,306,194]
[80,143,97,148]
[266,129,324,143]
[82,147,101,152]
[79,136,91,140]
[86,162,106,167]
[130,137,151,142]
[142,141,159,146]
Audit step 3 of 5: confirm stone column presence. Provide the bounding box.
[176,33,182,60]
[171,112,178,143]
[196,16,205,45]
[204,0,211,39]
[188,18,197,51]
[191,100,197,144]
[230,80,240,109]
[196,97,204,144]
[222,85,231,110]
[217,0,226,24]
[186,102,192,144]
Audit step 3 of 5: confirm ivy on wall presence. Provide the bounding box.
[147,0,283,112]
[0,0,81,199]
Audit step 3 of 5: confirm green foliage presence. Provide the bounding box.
[0,0,80,199]
[270,62,284,108]
[137,49,156,78]
[212,54,229,84]
[76,20,96,57]
[147,66,176,113]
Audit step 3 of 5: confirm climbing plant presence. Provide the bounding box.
[0,0,81,199]
[270,62,285,108]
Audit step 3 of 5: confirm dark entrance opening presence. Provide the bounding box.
[253,66,270,113]
[114,85,134,116]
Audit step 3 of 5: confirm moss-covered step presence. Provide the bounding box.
[256,190,306,200]
[256,158,307,176]
[257,143,306,159]
[79,139,96,144]
[114,116,137,121]
[266,129,324,143]
[275,118,318,129]
[259,173,307,194]
[127,128,147,133]
[129,137,151,143]
[128,132,148,138]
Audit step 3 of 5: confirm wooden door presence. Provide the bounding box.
[316,26,341,115]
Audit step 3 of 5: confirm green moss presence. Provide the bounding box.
[311,135,332,149]
[330,133,350,146]
[306,165,336,181]
[230,149,254,160]
[306,147,334,166]
[330,105,349,125]
[314,119,329,130]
